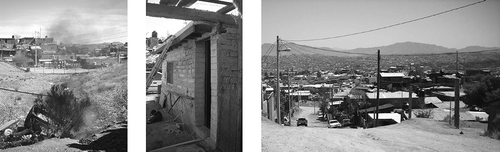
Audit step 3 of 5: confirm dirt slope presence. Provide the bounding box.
[262,117,500,152]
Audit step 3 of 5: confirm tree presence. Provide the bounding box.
[12,53,33,67]
[463,75,500,108]
[463,75,500,136]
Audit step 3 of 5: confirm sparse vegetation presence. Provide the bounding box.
[415,109,434,118]
[475,116,484,122]
[483,129,500,140]
[11,53,33,67]
[443,114,455,122]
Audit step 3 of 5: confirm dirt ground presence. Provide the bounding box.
[146,99,201,152]
[1,138,81,152]
[263,108,500,152]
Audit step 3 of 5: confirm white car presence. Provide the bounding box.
[327,120,342,128]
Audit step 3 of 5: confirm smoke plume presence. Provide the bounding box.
[48,10,99,44]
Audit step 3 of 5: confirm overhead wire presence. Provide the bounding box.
[283,0,486,42]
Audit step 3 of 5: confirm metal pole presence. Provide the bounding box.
[276,36,281,125]
[375,50,380,127]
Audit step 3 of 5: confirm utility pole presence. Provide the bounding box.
[454,78,460,128]
[289,68,292,120]
[409,85,412,119]
[276,36,281,125]
[408,63,413,119]
[454,51,460,128]
[375,50,380,127]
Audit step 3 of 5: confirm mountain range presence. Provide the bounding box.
[262,42,500,56]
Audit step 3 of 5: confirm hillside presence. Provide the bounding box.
[262,43,359,57]
[62,63,127,133]
[262,42,500,56]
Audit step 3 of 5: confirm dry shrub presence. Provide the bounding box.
[443,114,455,122]
[33,83,91,138]
[483,129,500,140]
[415,109,434,118]
[475,116,484,122]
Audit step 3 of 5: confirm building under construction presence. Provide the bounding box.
[146,0,242,151]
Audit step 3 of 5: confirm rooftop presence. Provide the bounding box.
[366,91,418,99]
[380,73,406,77]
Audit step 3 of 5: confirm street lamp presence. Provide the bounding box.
[276,36,290,125]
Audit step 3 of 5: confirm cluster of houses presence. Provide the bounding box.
[262,66,491,127]
[1,35,127,68]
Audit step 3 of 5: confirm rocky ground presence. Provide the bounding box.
[262,106,500,152]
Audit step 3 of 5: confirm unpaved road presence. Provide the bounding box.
[291,106,326,127]
[263,117,500,152]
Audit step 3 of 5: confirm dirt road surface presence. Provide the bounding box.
[291,106,326,127]
[262,116,500,152]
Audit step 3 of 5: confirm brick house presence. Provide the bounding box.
[157,21,242,151]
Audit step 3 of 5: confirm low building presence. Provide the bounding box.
[379,73,410,91]
[366,91,420,109]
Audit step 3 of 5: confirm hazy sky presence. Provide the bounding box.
[262,0,500,50]
[0,0,127,44]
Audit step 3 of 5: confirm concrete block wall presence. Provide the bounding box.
[209,27,242,150]
[161,39,197,132]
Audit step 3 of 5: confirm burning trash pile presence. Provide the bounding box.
[0,107,56,149]
[0,83,92,149]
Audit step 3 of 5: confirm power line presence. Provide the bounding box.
[284,0,486,42]
[262,42,277,66]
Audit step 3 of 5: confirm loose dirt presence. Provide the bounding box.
[263,109,500,152]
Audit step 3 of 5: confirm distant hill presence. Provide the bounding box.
[262,42,500,56]
[261,43,358,57]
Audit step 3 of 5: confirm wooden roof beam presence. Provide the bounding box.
[147,3,237,25]
[176,0,198,7]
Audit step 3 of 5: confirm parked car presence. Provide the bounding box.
[327,120,342,128]
[342,119,351,127]
[297,118,308,126]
